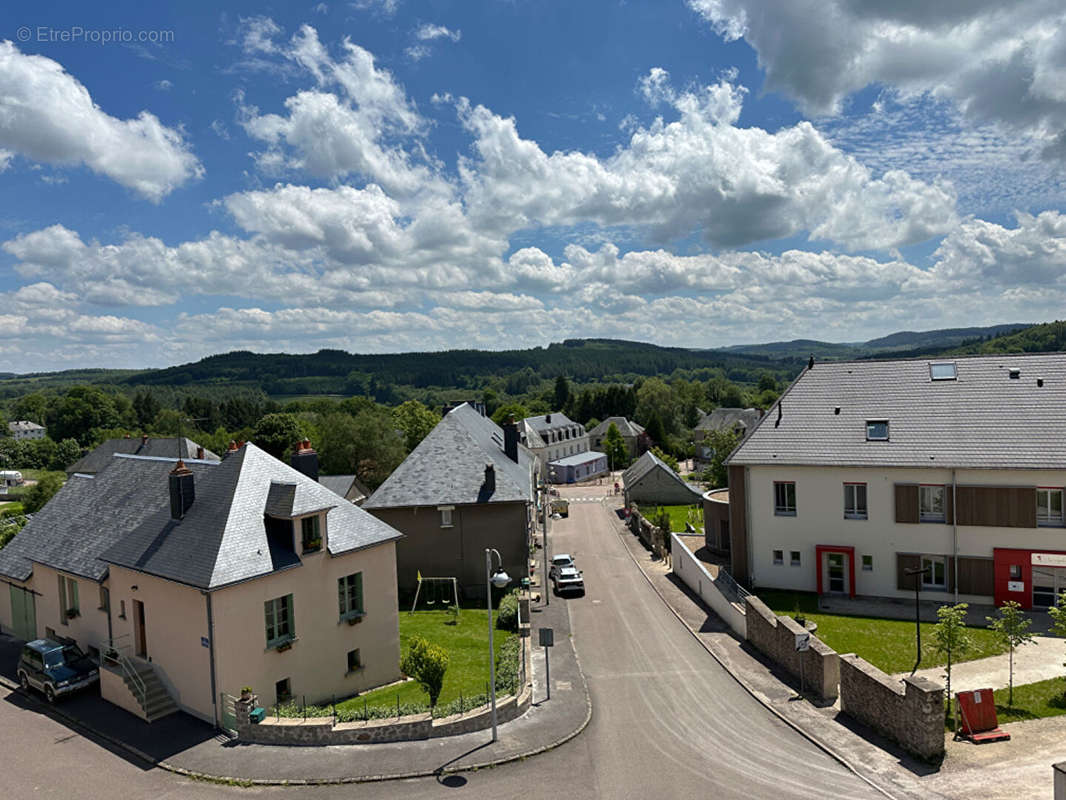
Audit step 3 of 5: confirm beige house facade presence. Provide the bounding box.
[0,442,403,726]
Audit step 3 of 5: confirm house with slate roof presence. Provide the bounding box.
[587,417,650,463]
[726,354,1066,610]
[364,403,538,599]
[65,434,219,476]
[0,441,403,725]
[693,408,762,466]
[8,420,46,441]
[318,474,371,505]
[622,451,703,506]
[518,411,606,483]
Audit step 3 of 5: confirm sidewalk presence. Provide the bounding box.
[903,636,1065,693]
[0,543,591,784]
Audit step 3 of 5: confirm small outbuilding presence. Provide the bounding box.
[622,451,703,506]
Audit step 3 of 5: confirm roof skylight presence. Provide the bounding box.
[930,362,957,381]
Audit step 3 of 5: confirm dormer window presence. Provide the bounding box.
[865,420,889,441]
[301,515,322,553]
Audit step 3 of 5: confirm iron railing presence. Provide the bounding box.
[106,635,147,709]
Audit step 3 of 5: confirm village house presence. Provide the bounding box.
[519,412,607,483]
[66,434,219,476]
[622,450,703,506]
[726,354,1066,610]
[0,441,403,724]
[587,417,649,464]
[8,420,46,441]
[364,403,538,599]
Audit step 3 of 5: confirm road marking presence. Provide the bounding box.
[554,680,572,691]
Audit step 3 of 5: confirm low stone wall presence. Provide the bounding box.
[744,595,839,701]
[628,510,669,561]
[236,685,532,746]
[839,653,944,761]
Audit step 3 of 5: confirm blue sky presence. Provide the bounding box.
[1,0,1065,371]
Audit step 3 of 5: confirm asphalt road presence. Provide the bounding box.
[0,498,882,799]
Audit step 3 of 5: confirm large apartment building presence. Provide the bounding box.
[726,354,1066,610]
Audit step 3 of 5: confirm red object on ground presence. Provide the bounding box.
[956,688,1010,743]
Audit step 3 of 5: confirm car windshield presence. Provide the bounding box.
[553,555,572,565]
[63,644,86,663]
[43,649,66,668]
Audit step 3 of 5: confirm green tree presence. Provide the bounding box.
[50,387,121,444]
[400,636,449,707]
[644,411,667,446]
[987,600,1036,706]
[392,400,439,452]
[1046,595,1066,686]
[11,393,48,426]
[650,446,678,473]
[603,422,630,471]
[51,438,82,472]
[22,473,65,513]
[933,603,972,724]
[490,402,530,427]
[252,413,305,459]
[132,390,162,428]
[317,410,405,489]
[635,377,677,435]
[700,428,741,488]
[553,376,571,411]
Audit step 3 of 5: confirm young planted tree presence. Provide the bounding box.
[602,422,629,471]
[986,600,1036,706]
[400,636,449,707]
[932,603,972,724]
[1047,595,1066,685]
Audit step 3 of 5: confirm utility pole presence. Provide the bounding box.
[905,565,933,675]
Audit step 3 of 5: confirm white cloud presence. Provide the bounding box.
[0,42,203,201]
[238,16,283,54]
[351,0,400,16]
[154,79,173,91]
[687,0,1066,159]
[458,71,957,250]
[415,24,461,42]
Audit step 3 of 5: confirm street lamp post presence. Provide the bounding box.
[486,548,511,742]
[904,565,933,676]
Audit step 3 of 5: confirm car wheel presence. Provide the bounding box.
[44,684,56,703]
[17,671,29,691]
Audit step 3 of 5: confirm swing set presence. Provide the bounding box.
[410,571,461,615]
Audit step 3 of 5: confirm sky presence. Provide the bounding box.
[1,0,1065,372]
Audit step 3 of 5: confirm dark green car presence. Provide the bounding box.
[17,639,99,702]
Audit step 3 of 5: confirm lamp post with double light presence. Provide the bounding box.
[486,548,511,741]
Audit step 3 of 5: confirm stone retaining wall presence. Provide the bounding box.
[744,595,839,701]
[236,685,532,746]
[839,653,944,761]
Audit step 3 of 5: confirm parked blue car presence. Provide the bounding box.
[17,639,99,702]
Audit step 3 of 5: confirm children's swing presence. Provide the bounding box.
[410,571,461,615]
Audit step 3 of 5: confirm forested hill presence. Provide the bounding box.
[124,339,794,396]
[952,320,1066,355]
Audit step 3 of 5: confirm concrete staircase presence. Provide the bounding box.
[123,660,178,722]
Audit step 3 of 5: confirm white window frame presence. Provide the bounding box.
[929,362,957,381]
[439,506,454,528]
[265,594,294,649]
[921,555,947,589]
[865,420,889,441]
[790,550,801,566]
[772,549,783,565]
[919,485,946,522]
[338,572,364,621]
[1037,487,1065,527]
[774,482,797,516]
[843,482,868,520]
[861,555,873,572]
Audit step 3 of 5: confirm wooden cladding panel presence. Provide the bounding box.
[956,557,995,597]
[895,484,919,524]
[727,465,749,583]
[897,553,921,590]
[955,486,1036,528]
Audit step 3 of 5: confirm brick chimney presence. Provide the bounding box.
[545,413,551,423]
[141,434,149,446]
[503,415,520,463]
[169,460,195,520]
[290,438,319,482]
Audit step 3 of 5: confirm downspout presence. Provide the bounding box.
[204,590,218,728]
[953,468,959,604]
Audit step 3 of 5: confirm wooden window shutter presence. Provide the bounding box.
[944,486,954,525]
[955,486,977,526]
[956,557,995,596]
[897,553,921,590]
[895,484,919,524]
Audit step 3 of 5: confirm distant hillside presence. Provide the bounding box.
[952,320,1066,355]
[722,323,1030,361]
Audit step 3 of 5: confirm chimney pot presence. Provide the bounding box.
[291,439,319,482]
[169,460,195,520]
[195,446,205,460]
[484,463,496,493]
[228,440,239,452]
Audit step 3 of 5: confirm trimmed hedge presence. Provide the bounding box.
[496,590,520,632]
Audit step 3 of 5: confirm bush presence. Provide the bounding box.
[400,635,449,706]
[494,635,521,695]
[496,589,520,632]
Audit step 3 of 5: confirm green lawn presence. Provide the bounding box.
[336,608,508,714]
[758,590,1008,675]
[992,677,1066,725]
[652,504,704,532]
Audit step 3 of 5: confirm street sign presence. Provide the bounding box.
[539,627,554,647]
[794,631,810,652]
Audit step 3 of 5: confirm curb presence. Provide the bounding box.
[0,609,593,787]
[607,510,902,800]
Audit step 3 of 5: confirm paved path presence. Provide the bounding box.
[903,636,1064,693]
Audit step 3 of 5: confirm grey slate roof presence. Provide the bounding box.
[364,403,536,509]
[728,353,1066,469]
[318,474,370,503]
[8,420,44,433]
[622,451,702,496]
[588,417,645,438]
[550,450,607,467]
[0,457,216,583]
[67,437,218,475]
[102,444,401,589]
[521,411,583,436]
[695,408,762,434]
